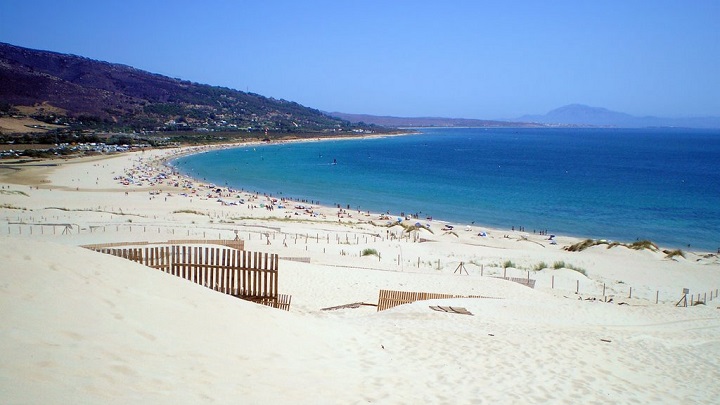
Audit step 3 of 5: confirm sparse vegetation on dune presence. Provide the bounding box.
[533,261,548,271]
[369,221,434,234]
[0,190,29,196]
[663,249,685,259]
[44,206,141,217]
[400,223,434,234]
[552,260,587,276]
[564,239,597,252]
[361,248,379,257]
[172,209,207,216]
[627,240,659,251]
[565,238,659,252]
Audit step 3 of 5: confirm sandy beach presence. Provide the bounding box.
[1,145,719,403]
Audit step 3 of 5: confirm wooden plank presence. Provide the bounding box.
[203,247,209,287]
[209,247,215,290]
[429,306,473,316]
[230,249,237,295]
[377,289,500,311]
[252,252,258,294]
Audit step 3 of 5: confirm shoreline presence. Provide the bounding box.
[161,135,717,255]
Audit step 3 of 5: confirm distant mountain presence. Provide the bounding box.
[328,112,539,128]
[515,104,720,128]
[331,105,720,129]
[0,42,369,135]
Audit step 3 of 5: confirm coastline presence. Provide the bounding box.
[1,139,719,403]
[165,132,718,254]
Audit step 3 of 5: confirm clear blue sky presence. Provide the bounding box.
[2,0,719,119]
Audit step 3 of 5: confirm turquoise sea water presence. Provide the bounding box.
[171,128,720,251]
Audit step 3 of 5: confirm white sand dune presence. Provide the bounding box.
[1,148,719,403]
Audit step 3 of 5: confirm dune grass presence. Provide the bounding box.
[627,240,659,251]
[401,223,434,234]
[663,249,685,259]
[0,203,26,210]
[172,209,207,216]
[0,190,29,197]
[362,248,379,257]
[565,238,659,253]
[552,261,587,276]
[533,261,548,271]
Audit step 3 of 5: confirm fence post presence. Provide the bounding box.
[656,290,659,304]
[551,275,554,289]
[629,287,632,299]
[576,280,579,293]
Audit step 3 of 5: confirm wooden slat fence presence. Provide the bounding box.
[167,239,245,251]
[170,245,278,299]
[493,276,536,289]
[377,289,498,312]
[83,239,244,251]
[253,294,292,311]
[87,244,287,310]
[82,241,151,249]
[280,257,311,263]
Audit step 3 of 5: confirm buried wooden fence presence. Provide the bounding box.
[492,276,536,289]
[377,289,498,312]
[87,244,288,310]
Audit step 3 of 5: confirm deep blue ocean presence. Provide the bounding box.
[171,128,720,251]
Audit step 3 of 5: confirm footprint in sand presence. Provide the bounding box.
[136,329,157,341]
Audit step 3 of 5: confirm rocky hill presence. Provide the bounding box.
[0,42,372,136]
